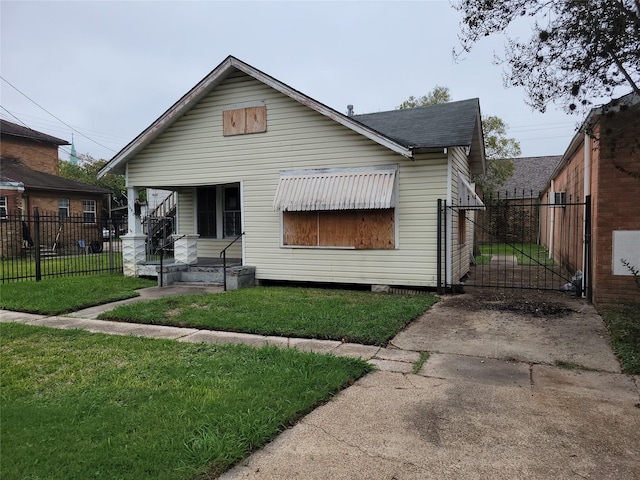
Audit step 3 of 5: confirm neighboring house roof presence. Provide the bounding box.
[502,156,562,198]
[0,119,69,146]
[100,55,485,177]
[353,100,481,150]
[0,157,108,195]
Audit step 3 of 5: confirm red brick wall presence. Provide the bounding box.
[23,191,104,219]
[0,190,23,216]
[539,142,586,276]
[592,111,640,305]
[540,108,640,305]
[0,136,60,175]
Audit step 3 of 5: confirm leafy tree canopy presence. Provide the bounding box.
[453,0,640,113]
[59,154,126,205]
[397,86,520,196]
[397,85,452,109]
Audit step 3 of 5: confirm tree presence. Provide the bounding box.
[477,116,519,197]
[59,154,126,209]
[453,0,640,113]
[397,85,452,109]
[397,86,520,196]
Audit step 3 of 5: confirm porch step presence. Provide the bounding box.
[180,267,226,284]
[155,263,256,290]
[173,281,223,288]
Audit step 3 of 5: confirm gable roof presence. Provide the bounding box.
[502,156,562,198]
[353,99,481,150]
[0,157,108,195]
[100,56,485,177]
[0,119,69,146]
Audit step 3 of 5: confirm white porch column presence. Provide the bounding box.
[126,187,143,235]
[122,234,147,277]
[173,234,199,265]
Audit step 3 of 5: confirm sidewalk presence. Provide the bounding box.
[0,285,421,374]
[2,287,639,479]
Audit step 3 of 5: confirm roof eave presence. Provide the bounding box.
[99,56,413,178]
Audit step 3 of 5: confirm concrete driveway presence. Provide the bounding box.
[220,290,640,480]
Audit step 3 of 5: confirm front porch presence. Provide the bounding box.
[122,230,252,290]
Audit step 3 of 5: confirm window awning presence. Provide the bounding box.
[273,166,397,212]
[457,172,485,210]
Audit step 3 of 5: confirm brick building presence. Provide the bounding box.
[1,120,108,256]
[540,93,640,305]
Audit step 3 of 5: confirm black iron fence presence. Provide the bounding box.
[437,194,591,299]
[0,208,126,283]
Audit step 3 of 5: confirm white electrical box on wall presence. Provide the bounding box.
[612,230,640,275]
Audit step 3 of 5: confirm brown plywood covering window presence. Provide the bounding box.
[458,210,466,245]
[284,209,394,249]
[223,106,266,136]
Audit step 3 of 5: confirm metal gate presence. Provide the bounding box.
[437,195,592,300]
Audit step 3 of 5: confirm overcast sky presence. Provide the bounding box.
[1,1,590,162]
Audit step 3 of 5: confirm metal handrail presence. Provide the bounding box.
[157,234,186,287]
[219,232,245,291]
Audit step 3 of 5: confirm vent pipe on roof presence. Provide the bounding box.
[347,105,354,116]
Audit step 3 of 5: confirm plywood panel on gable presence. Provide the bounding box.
[223,106,266,136]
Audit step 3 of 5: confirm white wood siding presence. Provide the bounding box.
[126,70,448,286]
[449,147,474,283]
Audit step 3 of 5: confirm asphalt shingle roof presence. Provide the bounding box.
[502,156,562,198]
[352,99,480,149]
[0,119,69,145]
[0,157,108,194]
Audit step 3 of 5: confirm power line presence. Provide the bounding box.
[1,110,130,144]
[0,106,33,129]
[0,76,117,153]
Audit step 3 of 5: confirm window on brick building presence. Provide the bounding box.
[0,196,7,220]
[83,200,96,224]
[58,198,69,218]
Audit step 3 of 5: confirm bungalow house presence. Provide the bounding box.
[540,93,640,305]
[0,120,109,257]
[99,56,485,290]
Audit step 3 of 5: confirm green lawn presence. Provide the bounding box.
[1,323,371,479]
[475,243,554,266]
[1,251,123,281]
[99,286,438,346]
[598,303,640,375]
[0,275,156,314]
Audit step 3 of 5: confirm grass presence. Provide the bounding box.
[598,303,640,374]
[100,286,438,346]
[1,251,123,281]
[412,352,430,374]
[0,274,156,315]
[475,243,554,266]
[0,322,371,480]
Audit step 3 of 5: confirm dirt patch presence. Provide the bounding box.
[391,286,621,372]
[441,288,577,318]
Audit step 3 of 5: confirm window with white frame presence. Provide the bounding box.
[223,184,241,237]
[0,196,7,219]
[58,198,70,218]
[83,200,96,223]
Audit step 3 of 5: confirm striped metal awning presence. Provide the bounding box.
[273,166,397,212]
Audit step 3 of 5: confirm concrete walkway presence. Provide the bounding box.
[2,286,639,479]
[0,285,421,374]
